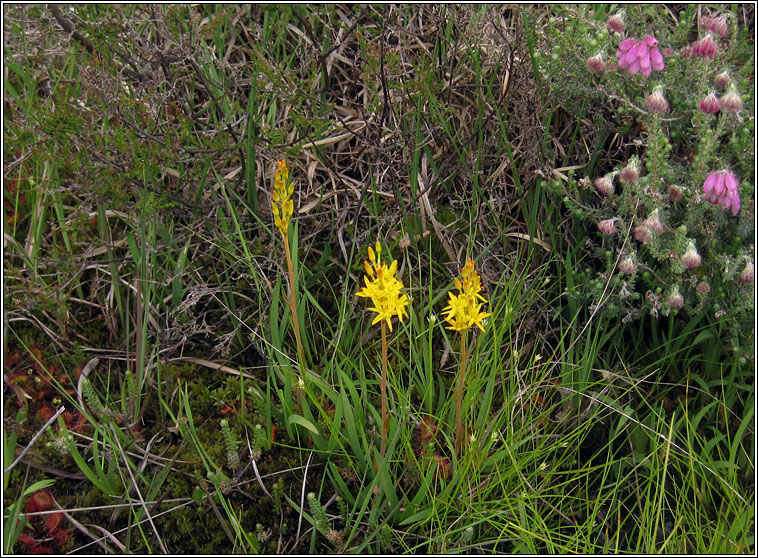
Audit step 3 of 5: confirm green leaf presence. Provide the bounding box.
[172,237,192,307]
[21,479,56,498]
[287,414,320,435]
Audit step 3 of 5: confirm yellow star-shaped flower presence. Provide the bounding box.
[442,259,491,332]
[356,242,409,332]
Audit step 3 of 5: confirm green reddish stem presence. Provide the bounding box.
[455,329,468,455]
[283,231,305,409]
[380,320,388,458]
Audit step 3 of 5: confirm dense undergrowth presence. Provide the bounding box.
[3,4,754,554]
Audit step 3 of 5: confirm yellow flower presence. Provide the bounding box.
[356,242,409,332]
[271,160,294,236]
[442,258,491,331]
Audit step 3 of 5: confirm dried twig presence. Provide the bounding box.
[4,406,65,476]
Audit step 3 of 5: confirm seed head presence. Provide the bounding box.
[692,34,717,59]
[696,281,711,296]
[699,92,720,114]
[645,86,669,114]
[703,14,729,38]
[618,256,637,275]
[634,224,652,244]
[643,209,664,235]
[740,262,754,285]
[595,174,615,196]
[720,86,743,112]
[681,242,702,269]
[598,219,617,235]
[619,159,640,183]
[606,13,626,34]
[667,185,683,203]
[667,287,684,308]
[713,70,730,89]
[586,52,606,72]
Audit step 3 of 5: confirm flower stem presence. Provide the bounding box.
[283,233,305,366]
[380,320,388,458]
[283,232,305,410]
[455,329,468,455]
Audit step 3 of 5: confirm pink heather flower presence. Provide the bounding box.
[714,70,730,89]
[667,185,683,203]
[692,34,717,59]
[681,242,702,269]
[634,224,652,244]
[740,262,754,284]
[645,86,669,114]
[696,281,710,296]
[598,219,617,235]
[643,209,664,235]
[619,159,640,183]
[618,256,637,275]
[704,15,729,38]
[679,45,693,58]
[699,92,720,114]
[703,170,740,216]
[595,174,615,196]
[606,13,626,34]
[616,35,665,76]
[667,287,684,308]
[720,86,743,112]
[586,53,607,72]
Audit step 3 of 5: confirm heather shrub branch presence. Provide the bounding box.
[538,6,754,362]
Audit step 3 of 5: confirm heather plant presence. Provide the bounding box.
[538,5,754,362]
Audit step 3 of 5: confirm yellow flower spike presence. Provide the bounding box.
[357,242,409,332]
[356,241,408,459]
[272,159,294,237]
[445,258,490,456]
[270,158,306,397]
[443,259,491,332]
